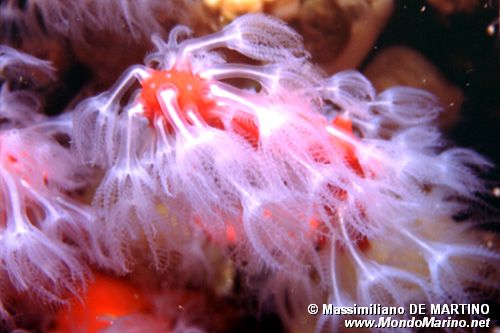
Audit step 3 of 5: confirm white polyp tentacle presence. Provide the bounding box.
[338,211,374,279]
[242,211,281,268]
[330,243,344,307]
[418,237,496,280]
[123,104,143,171]
[118,0,136,38]
[398,228,463,297]
[209,83,260,116]
[443,243,499,260]
[325,124,387,166]
[323,72,375,96]
[21,183,63,221]
[209,84,253,108]
[103,66,150,110]
[177,30,233,61]
[167,25,192,47]
[148,33,184,69]
[208,83,276,136]
[104,117,118,165]
[325,125,360,151]
[0,45,57,82]
[152,115,175,199]
[186,110,204,128]
[232,181,260,212]
[398,227,443,261]
[154,116,173,150]
[55,196,91,221]
[26,113,73,133]
[287,151,323,178]
[286,151,329,201]
[157,89,193,140]
[315,244,351,333]
[0,168,29,233]
[201,63,280,92]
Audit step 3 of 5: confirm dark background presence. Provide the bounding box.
[370,2,500,326]
[369,0,500,198]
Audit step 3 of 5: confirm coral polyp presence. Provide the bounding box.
[0,119,92,307]
[68,13,499,332]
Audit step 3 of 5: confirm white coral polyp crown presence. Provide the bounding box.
[71,13,499,331]
[0,127,92,304]
[0,47,95,311]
